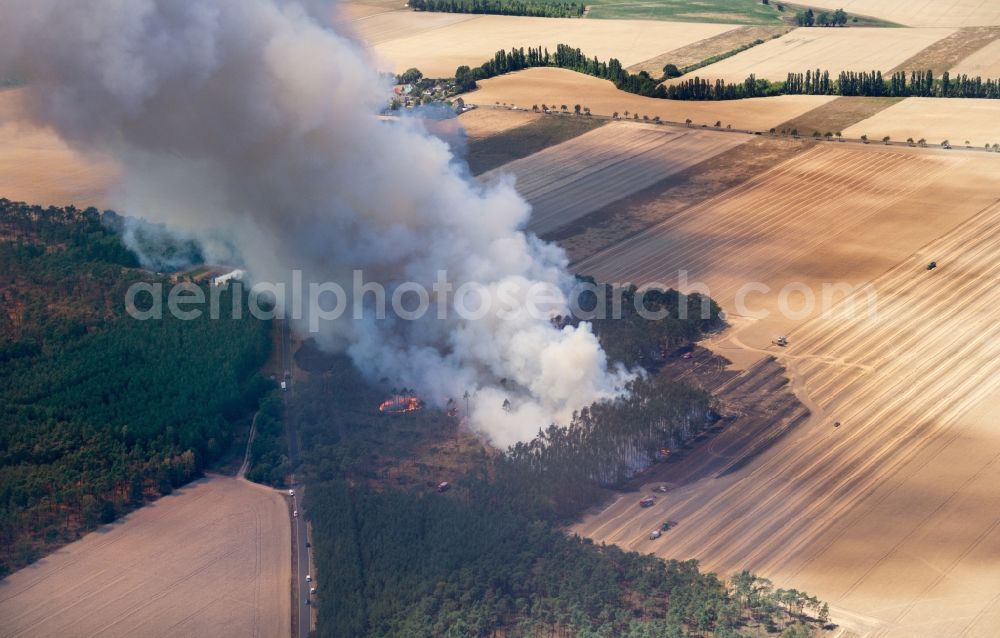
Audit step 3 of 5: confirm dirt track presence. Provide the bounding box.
[0,476,291,638]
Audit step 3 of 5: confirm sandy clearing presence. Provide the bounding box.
[356,13,737,76]
[0,88,118,208]
[469,67,837,130]
[571,148,1000,635]
[482,121,744,236]
[806,0,1000,27]
[951,38,1000,78]
[0,475,291,638]
[667,27,956,83]
[843,97,1000,148]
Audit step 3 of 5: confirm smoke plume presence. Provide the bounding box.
[0,0,631,446]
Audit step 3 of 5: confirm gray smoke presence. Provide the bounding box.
[0,0,631,446]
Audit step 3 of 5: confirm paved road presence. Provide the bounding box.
[278,319,311,638]
[290,488,309,638]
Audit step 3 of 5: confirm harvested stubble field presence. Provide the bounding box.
[775,96,903,138]
[890,26,1000,76]
[843,98,1000,148]
[570,148,1000,636]
[0,88,117,208]
[571,143,1000,354]
[626,25,791,77]
[0,476,291,638]
[335,0,406,21]
[553,135,815,258]
[666,26,956,83]
[456,107,543,140]
[470,67,837,130]
[807,0,1000,27]
[482,121,743,236]
[951,38,1000,80]
[353,13,737,76]
[346,10,473,45]
[464,110,605,174]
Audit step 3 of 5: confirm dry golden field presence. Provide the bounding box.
[470,67,837,130]
[336,0,406,20]
[347,10,474,46]
[843,98,1000,148]
[569,145,1000,636]
[951,38,1000,78]
[0,476,291,638]
[482,121,744,236]
[457,107,543,140]
[352,13,737,76]
[807,0,1000,27]
[571,143,999,347]
[626,25,791,77]
[668,27,956,83]
[0,89,118,208]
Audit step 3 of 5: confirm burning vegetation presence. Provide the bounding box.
[378,395,422,414]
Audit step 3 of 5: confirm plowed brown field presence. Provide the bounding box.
[482,121,744,236]
[0,476,291,638]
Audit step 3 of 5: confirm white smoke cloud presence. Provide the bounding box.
[0,0,632,447]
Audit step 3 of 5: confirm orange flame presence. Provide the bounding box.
[379,395,421,414]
